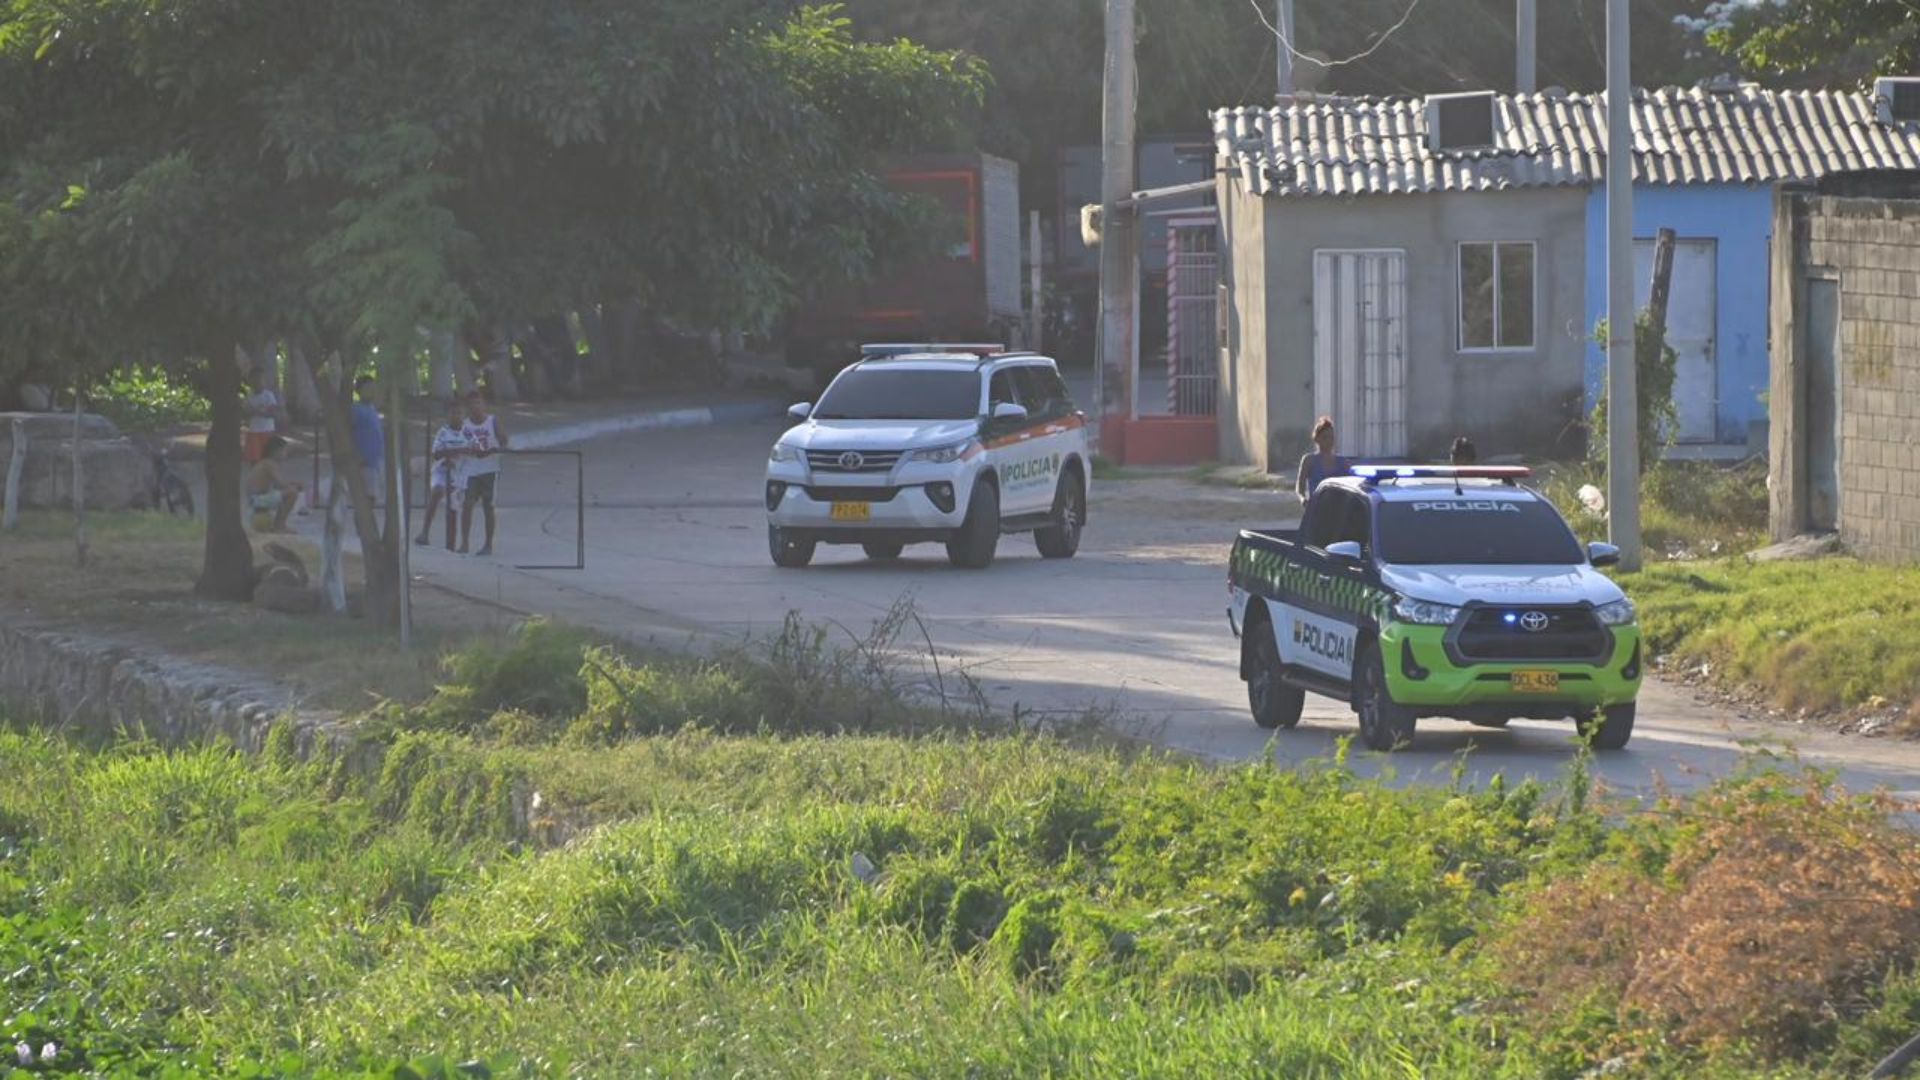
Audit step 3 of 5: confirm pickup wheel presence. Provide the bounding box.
[862,542,904,561]
[769,524,815,569]
[1355,644,1417,752]
[1579,703,1636,750]
[946,480,1000,570]
[1034,468,1085,559]
[1246,622,1304,730]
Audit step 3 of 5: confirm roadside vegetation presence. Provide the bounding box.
[7,617,1920,1079]
[84,368,210,434]
[1536,458,1770,560]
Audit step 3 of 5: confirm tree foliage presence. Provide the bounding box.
[1698,0,1920,85]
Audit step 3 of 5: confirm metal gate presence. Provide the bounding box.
[1313,250,1408,459]
[1165,218,1219,416]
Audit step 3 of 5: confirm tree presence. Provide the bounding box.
[1695,0,1920,84]
[1,0,980,619]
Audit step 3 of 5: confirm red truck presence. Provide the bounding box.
[786,152,1026,389]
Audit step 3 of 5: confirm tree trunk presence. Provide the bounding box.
[479,326,520,402]
[194,351,256,601]
[285,344,322,425]
[2,418,24,531]
[429,330,458,399]
[312,353,397,627]
[320,475,348,614]
[70,391,87,567]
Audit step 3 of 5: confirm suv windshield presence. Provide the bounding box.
[1376,498,1584,565]
[813,368,980,421]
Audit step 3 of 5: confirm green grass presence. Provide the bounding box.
[1627,558,1920,721]
[3,726,1917,1080]
[1534,459,1769,560]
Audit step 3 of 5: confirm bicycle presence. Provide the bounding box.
[150,445,194,518]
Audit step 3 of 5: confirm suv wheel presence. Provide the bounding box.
[1355,643,1417,752]
[1246,621,1304,730]
[946,480,1000,570]
[1579,702,1636,750]
[769,524,815,569]
[1034,468,1085,559]
[862,541,904,561]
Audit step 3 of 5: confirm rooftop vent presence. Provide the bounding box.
[1425,91,1498,153]
[1875,77,1920,124]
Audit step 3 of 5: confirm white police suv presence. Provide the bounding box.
[765,347,1091,569]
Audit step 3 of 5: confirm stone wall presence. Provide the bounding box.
[1772,194,1920,562]
[0,616,354,759]
[0,411,152,511]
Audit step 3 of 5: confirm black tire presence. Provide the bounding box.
[769,524,815,568]
[1579,703,1636,750]
[1034,467,1086,559]
[1245,617,1304,730]
[862,541,904,560]
[162,476,195,518]
[945,480,1000,570]
[1354,644,1417,752]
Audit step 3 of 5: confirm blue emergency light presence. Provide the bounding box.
[1351,464,1532,485]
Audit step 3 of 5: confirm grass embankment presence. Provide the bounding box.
[7,627,1920,1079]
[0,511,518,710]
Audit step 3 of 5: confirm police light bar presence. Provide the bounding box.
[1351,464,1532,483]
[861,342,1007,359]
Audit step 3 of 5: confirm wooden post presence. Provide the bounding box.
[1647,227,1677,345]
[2,418,24,531]
[71,389,87,567]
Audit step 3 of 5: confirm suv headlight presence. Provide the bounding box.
[1594,598,1637,626]
[768,442,802,464]
[904,439,978,465]
[1393,597,1461,626]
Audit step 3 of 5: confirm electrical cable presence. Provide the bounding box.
[1247,0,1426,69]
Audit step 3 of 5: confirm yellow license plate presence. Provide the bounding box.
[1511,670,1560,694]
[830,502,871,522]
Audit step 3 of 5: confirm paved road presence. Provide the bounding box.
[404,419,1920,800]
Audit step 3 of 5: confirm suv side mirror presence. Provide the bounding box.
[991,402,1028,422]
[1588,541,1621,568]
[787,402,812,421]
[1326,540,1365,565]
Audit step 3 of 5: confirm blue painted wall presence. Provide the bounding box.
[1583,183,1774,444]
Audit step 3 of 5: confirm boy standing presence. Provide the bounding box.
[417,398,468,548]
[244,366,284,464]
[459,391,507,556]
[351,375,385,505]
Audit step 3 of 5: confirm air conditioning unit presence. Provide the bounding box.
[1874,77,1920,124]
[1425,91,1499,153]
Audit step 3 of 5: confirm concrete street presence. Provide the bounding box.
[394,416,1920,800]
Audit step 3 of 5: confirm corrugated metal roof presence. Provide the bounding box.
[1213,86,1920,198]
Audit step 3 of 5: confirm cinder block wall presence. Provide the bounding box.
[1800,196,1920,561]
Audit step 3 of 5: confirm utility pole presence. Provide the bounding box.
[1276,0,1295,97]
[1099,0,1138,434]
[1605,0,1642,570]
[1516,0,1537,94]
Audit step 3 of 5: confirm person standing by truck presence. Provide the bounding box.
[1294,416,1349,506]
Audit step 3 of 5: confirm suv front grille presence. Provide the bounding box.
[1452,606,1611,663]
[807,450,903,473]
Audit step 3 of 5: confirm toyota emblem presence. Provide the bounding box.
[1518,611,1552,633]
[838,451,865,470]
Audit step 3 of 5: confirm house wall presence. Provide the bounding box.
[1218,175,1271,468]
[1582,183,1774,445]
[1229,186,1587,466]
[1772,193,1920,561]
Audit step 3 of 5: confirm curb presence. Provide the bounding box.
[511,399,785,452]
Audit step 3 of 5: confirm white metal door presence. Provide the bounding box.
[1313,250,1408,459]
[1634,238,1718,443]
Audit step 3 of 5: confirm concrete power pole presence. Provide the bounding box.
[1605,0,1642,570]
[1516,0,1537,93]
[1099,0,1139,434]
[1276,0,1295,97]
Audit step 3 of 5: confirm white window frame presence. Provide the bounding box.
[1456,240,1538,353]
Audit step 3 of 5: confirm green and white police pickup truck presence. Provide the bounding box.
[1226,466,1642,751]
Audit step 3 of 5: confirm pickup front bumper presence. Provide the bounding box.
[1381,623,1642,719]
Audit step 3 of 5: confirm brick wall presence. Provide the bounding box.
[1789,196,1920,561]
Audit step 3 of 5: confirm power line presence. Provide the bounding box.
[1247,0,1427,70]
